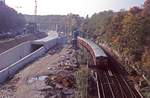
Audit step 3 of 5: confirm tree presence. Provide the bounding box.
[143,0,150,16]
[129,7,142,16]
[64,13,83,32]
[0,3,26,33]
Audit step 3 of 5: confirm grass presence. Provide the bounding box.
[75,67,89,98]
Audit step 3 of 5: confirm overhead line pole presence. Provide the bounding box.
[34,0,38,32]
[34,0,37,24]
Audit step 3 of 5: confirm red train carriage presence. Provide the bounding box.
[77,37,109,69]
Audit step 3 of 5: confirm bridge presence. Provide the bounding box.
[77,36,143,98]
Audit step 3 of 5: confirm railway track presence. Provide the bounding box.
[76,36,143,98]
[95,68,143,98]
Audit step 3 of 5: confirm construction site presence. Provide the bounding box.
[0,0,149,98]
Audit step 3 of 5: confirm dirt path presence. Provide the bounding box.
[0,44,72,98]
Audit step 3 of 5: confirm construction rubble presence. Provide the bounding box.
[37,49,78,98]
[0,44,80,98]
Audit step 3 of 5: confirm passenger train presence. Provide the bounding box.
[77,37,109,69]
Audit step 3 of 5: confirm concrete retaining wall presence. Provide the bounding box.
[36,38,58,50]
[57,36,67,45]
[33,32,58,50]
[0,32,60,83]
[0,42,32,71]
[0,46,46,83]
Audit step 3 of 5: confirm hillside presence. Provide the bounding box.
[0,2,26,33]
[80,1,150,97]
[24,14,84,33]
[81,3,150,75]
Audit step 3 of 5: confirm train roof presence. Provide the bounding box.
[78,37,107,57]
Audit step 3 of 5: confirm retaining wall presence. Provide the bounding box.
[0,32,59,83]
[33,32,58,50]
[0,46,45,83]
[0,42,32,71]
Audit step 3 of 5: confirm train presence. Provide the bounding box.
[77,36,109,69]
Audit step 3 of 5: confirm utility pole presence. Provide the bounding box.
[34,0,37,24]
[34,0,38,32]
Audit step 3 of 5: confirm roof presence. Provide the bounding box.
[78,37,107,57]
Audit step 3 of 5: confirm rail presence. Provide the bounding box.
[77,37,143,98]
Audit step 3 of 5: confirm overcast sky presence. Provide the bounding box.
[6,0,144,17]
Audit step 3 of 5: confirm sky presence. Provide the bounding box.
[6,0,144,17]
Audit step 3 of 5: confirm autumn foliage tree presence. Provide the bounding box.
[80,0,150,77]
[143,0,150,16]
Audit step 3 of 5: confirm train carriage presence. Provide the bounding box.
[77,37,109,69]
